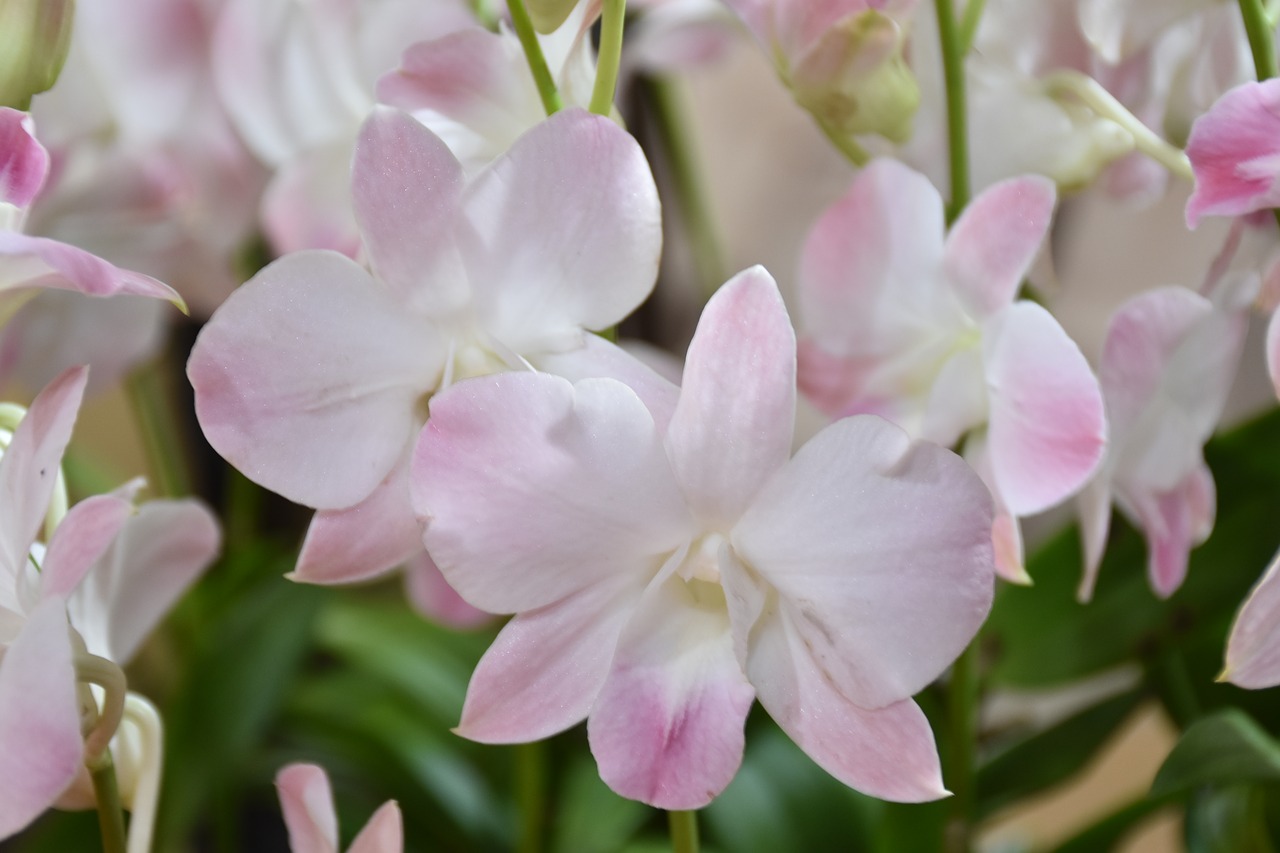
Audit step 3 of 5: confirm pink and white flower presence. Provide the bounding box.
[189,106,660,594]
[277,763,401,853]
[1186,79,1280,227]
[0,366,220,839]
[796,158,1106,582]
[1223,550,1280,689]
[212,0,472,255]
[412,267,996,808]
[1077,282,1248,601]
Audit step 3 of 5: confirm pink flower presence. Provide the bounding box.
[1224,551,1280,689]
[796,158,1105,582]
[0,108,181,311]
[189,106,660,594]
[212,0,473,255]
[412,267,996,808]
[0,366,220,838]
[277,763,401,853]
[1186,79,1280,227]
[1077,284,1247,601]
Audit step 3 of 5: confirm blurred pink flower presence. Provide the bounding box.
[1077,282,1247,601]
[277,763,401,853]
[1186,79,1280,227]
[796,158,1105,582]
[413,267,995,808]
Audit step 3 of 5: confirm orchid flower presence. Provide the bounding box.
[412,267,996,808]
[723,0,922,150]
[1186,79,1280,227]
[376,2,601,175]
[212,0,473,255]
[796,158,1105,582]
[1223,550,1280,689]
[0,366,220,842]
[189,106,660,597]
[1077,278,1248,601]
[0,108,181,322]
[277,763,402,853]
[0,367,135,838]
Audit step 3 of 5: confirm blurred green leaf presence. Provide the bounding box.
[1152,710,1280,797]
[551,754,649,853]
[156,572,325,848]
[1184,785,1274,853]
[703,720,878,853]
[977,688,1144,818]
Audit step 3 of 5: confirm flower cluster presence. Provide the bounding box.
[5,0,1280,848]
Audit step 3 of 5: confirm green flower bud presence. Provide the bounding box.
[526,0,582,34]
[789,10,920,146]
[0,0,76,109]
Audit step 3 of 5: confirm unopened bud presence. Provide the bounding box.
[0,0,76,109]
[789,11,920,146]
[526,0,583,34]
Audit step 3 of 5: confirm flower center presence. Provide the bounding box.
[676,532,727,585]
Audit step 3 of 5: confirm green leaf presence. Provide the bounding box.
[550,754,649,853]
[702,719,878,853]
[976,688,1144,818]
[1152,710,1280,797]
[155,573,325,847]
[1184,785,1275,853]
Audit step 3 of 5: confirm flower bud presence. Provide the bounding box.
[526,0,583,34]
[0,0,76,109]
[789,10,919,145]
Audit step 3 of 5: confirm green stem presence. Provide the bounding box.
[76,653,128,763]
[590,0,627,116]
[934,0,970,222]
[668,810,699,853]
[642,76,725,295]
[126,361,192,499]
[90,755,129,853]
[945,642,979,853]
[816,116,871,169]
[1240,0,1279,80]
[516,741,547,853]
[508,0,563,116]
[958,0,986,54]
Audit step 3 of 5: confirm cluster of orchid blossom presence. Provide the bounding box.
[3,0,1280,849]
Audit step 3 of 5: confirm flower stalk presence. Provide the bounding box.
[508,0,563,116]
[590,0,627,116]
[669,809,699,853]
[934,0,970,221]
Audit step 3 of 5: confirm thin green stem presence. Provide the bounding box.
[945,642,979,853]
[516,741,547,853]
[816,117,871,168]
[590,0,626,116]
[1240,0,1279,80]
[91,755,129,853]
[642,76,725,295]
[668,810,699,853]
[126,361,192,498]
[934,0,970,221]
[76,653,128,763]
[958,0,986,54]
[508,0,563,116]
